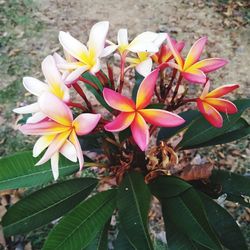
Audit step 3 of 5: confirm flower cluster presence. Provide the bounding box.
[14,21,239,179]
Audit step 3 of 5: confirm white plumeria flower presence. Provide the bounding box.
[13,55,70,123]
[58,21,109,84]
[115,33,166,76]
[102,29,166,57]
[53,50,77,86]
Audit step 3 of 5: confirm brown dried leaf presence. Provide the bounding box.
[179,163,214,181]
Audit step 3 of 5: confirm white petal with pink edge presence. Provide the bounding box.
[73,113,101,136]
[13,102,40,114]
[38,92,73,126]
[60,140,77,162]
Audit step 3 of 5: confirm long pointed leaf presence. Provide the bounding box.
[2,178,98,236]
[0,151,79,190]
[117,171,153,250]
[42,189,116,250]
[199,193,247,250]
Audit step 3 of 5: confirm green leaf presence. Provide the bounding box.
[0,151,79,190]
[199,193,247,250]
[85,83,113,113]
[182,118,250,149]
[2,178,98,236]
[178,99,250,149]
[209,170,250,207]
[132,71,144,101]
[117,171,153,250]
[114,228,135,250]
[42,189,117,250]
[84,219,110,250]
[149,176,192,198]
[157,110,200,142]
[152,177,222,249]
[83,72,103,91]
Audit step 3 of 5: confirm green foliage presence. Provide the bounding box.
[199,193,247,250]
[209,169,250,207]
[178,99,250,149]
[150,176,222,250]
[157,109,200,142]
[42,189,117,250]
[2,178,98,236]
[132,70,144,101]
[117,172,153,250]
[0,151,79,190]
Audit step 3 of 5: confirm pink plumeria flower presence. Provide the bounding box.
[19,92,101,180]
[152,39,185,65]
[102,29,166,58]
[166,34,228,84]
[13,55,69,123]
[197,81,239,127]
[58,21,109,84]
[103,69,185,151]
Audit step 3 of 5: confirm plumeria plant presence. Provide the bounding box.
[1,21,250,250]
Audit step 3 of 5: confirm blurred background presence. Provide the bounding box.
[0,0,249,249]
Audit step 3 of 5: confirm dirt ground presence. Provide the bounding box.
[0,0,249,248]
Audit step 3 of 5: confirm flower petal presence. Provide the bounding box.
[182,68,207,84]
[13,102,40,114]
[135,58,153,77]
[87,21,109,57]
[51,152,59,180]
[190,58,228,73]
[131,113,149,151]
[136,68,159,109]
[205,98,238,114]
[38,92,73,126]
[117,29,129,46]
[89,58,101,74]
[59,31,88,63]
[166,34,184,68]
[33,134,56,157]
[36,130,71,165]
[27,112,47,124]
[73,113,101,136]
[60,139,77,162]
[42,55,63,87]
[103,88,135,111]
[101,44,118,58]
[53,52,67,65]
[23,77,49,96]
[69,131,84,170]
[184,37,207,70]
[19,121,69,135]
[65,66,89,83]
[197,99,223,128]
[139,109,185,127]
[128,32,160,53]
[200,80,211,99]
[206,84,239,98]
[104,112,135,132]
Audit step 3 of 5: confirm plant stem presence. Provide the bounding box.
[118,52,127,93]
[163,68,177,102]
[67,101,87,111]
[107,63,115,90]
[171,74,183,103]
[72,82,93,112]
[78,76,99,90]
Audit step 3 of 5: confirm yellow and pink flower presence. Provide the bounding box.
[58,21,109,83]
[103,69,185,150]
[166,34,228,84]
[19,92,101,180]
[196,81,239,127]
[13,55,69,123]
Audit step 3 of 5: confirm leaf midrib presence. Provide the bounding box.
[4,182,96,231]
[52,193,113,250]
[127,174,153,250]
[0,164,78,186]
